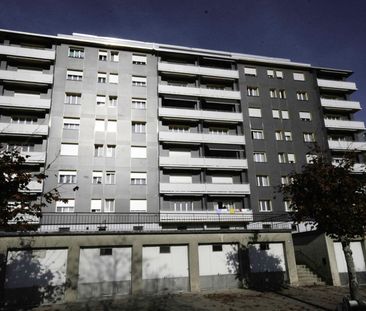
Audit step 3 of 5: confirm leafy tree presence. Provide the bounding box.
[0,147,67,231]
[282,153,366,303]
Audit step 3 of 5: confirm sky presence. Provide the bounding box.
[0,0,365,121]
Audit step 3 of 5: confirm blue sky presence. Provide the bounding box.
[1,0,365,121]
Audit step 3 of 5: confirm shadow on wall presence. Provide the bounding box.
[2,250,64,309]
[226,244,285,291]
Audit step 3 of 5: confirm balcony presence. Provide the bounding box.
[328,140,366,152]
[159,131,245,145]
[0,69,53,84]
[158,84,241,100]
[158,62,239,79]
[317,79,357,92]
[22,180,43,192]
[324,119,365,131]
[352,163,366,173]
[159,107,243,122]
[159,156,248,169]
[160,183,250,195]
[0,123,48,136]
[22,151,46,164]
[160,210,253,223]
[0,44,55,60]
[321,98,361,111]
[0,95,51,110]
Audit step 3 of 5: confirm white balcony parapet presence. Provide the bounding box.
[0,123,48,136]
[158,62,239,79]
[0,95,51,110]
[321,98,361,111]
[160,182,250,195]
[324,119,366,131]
[328,140,366,152]
[317,79,357,91]
[352,163,366,173]
[159,107,243,122]
[22,151,46,164]
[159,156,248,169]
[158,84,241,100]
[21,180,43,192]
[0,69,53,84]
[160,210,253,223]
[0,45,55,60]
[159,131,245,145]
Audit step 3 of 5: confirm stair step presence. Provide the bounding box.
[296,264,325,286]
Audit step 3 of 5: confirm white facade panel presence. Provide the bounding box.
[334,241,366,273]
[249,243,286,272]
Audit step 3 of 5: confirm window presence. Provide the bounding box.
[91,199,102,212]
[253,152,267,163]
[259,200,272,212]
[105,171,116,184]
[92,171,103,184]
[306,154,317,164]
[169,124,190,132]
[132,98,146,109]
[106,145,116,158]
[275,130,283,141]
[95,119,105,132]
[279,89,286,99]
[212,244,223,252]
[251,130,264,140]
[160,246,171,253]
[132,54,147,65]
[60,143,78,156]
[247,87,259,96]
[272,109,289,119]
[58,171,77,184]
[131,172,147,185]
[130,199,147,212]
[214,201,235,210]
[256,175,270,187]
[104,199,115,213]
[94,144,104,157]
[293,73,305,81]
[107,120,117,132]
[211,176,233,184]
[296,91,308,101]
[288,153,296,163]
[304,132,315,142]
[209,127,229,135]
[131,146,147,158]
[244,67,257,76]
[269,89,277,98]
[111,51,119,62]
[63,118,80,130]
[68,47,84,59]
[267,70,283,79]
[109,73,119,84]
[132,122,146,134]
[66,70,83,81]
[267,70,275,78]
[281,176,290,185]
[56,200,75,213]
[272,110,280,119]
[65,93,81,105]
[284,131,292,141]
[109,96,118,107]
[98,50,108,61]
[284,200,293,212]
[97,72,107,83]
[173,201,193,212]
[278,152,286,163]
[100,248,113,256]
[299,111,312,121]
[96,95,106,106]
[281,111,289,119]
[248,108,262,118]
[11,116,36,124]
[132,76,147,87]
[276,71,284,79]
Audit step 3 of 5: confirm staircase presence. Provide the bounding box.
[296,264,326,286]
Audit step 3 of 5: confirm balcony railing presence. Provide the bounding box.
[0,123,48,136]
[159,156,248,169]
[22,151,46,163]
[0,44,55,60]
[317,79,357,92]
[158,84,241,100]
[320,98,361,111]
[158,107,243,122]
[158,62,239,79]
[328,140,366,151]
[160,182,250,195]
[0,69,53,84]
[324,119,365,131]
[159,131,246,144]
[0,95,51,110]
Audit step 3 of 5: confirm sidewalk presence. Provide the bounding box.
[31,286,366,311]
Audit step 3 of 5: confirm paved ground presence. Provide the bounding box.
[30,286,366,311]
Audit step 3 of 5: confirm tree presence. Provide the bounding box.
[0,147,67,231]
[281,152,366,303]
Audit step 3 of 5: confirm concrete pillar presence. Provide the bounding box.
[64,244,80,302]
[325,235,341,286]
[284,234,299,286]
[0,241,8,304]
[131,241,143,295]
[188,241,200,292]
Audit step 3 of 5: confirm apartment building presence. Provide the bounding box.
[1,29,365,301]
